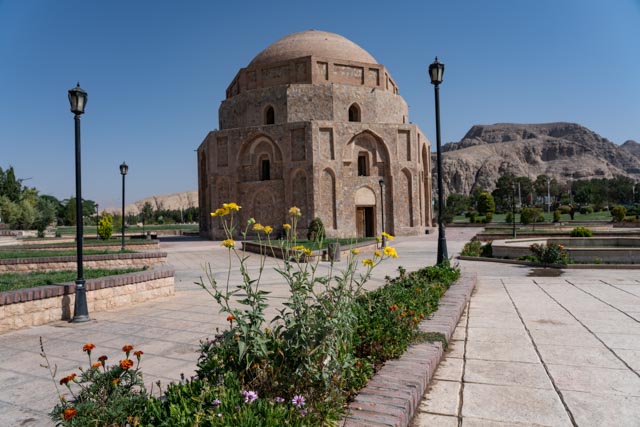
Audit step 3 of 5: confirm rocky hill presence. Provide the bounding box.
[436,122,640,195]
[112,190,198,215]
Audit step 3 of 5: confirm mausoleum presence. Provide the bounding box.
[198,30,433,239]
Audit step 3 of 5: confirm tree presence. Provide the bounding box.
[492,175,516,212]
[140,202,154,225]
[0,166,22,202]
[477,192,495,215]
[34,197,57,234]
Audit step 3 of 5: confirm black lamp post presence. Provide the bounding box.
[429,57,448,265]
[379,178,386,248]
[512,182,517,238]
[120,162,128,251]
[95,203,99,239]
[68,83,89,323]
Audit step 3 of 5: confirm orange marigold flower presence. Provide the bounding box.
[227,314,235,322]
[82,343,95,352]
[413,317,419,324]
[134,350,144,359]
[122,345,134,353]
[112,378,121,385]
[420,313,425,319]
[59,373,76,385]
[92,362,102,369]
[120,359,134,370]
[98,355,108,363]
[63,407,77,420]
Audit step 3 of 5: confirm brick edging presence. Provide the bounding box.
[0,267,175,306]
[342,274,477,427]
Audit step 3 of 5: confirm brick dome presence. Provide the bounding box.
[249,30,378,67]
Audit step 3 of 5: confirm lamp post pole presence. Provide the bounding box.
[429,57,448,265]
[379,178,386,248]
[120,162,128,251]
[69,83,89,323]
[512,183,517,238]
[96,203,99,239]
[546,177,551,214]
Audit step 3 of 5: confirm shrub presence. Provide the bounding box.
[611,205,627,222]
[505,211,513,223]
[570,227,593,237]
[559,205,572,214]
[477,192,495,215]
[553,210,561,223]
[521,207,541,225]
[469,211,477,223]
[97,213,113,240]
[529,243,569,265]
[481,241,493,257]
[307,217,325,242]
[461,240,483,257]
[579,205,594,215]
[483,212,493,223]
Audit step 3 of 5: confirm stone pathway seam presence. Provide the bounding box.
[566,280,640,324]
[533,280,640,379]
[501,279,579,427]
[457,300,470,427]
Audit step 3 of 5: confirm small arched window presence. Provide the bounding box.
[260,158,271,181]
[348,103,361,122]
[357,152,369,176]
[265,106,275,125]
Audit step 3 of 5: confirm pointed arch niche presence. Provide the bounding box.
[320,168,337,229]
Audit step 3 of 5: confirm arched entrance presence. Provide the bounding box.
[355,187,376,238]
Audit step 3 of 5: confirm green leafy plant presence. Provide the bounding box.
[306,217,325,243]
[43,339,148,426]
[553,210,561,223]
[611,205,627,222]
[477,192,495,215]
[461,240,483,257]
[570,227,593,237]
[97,212,113,240]
[529,243,569,265]
[505,211,514,223]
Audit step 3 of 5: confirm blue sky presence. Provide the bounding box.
[1,0,638,208]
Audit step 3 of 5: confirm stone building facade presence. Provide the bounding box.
[198,30,433,239]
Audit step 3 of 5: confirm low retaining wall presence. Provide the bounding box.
[241,240,378,262]
[2,241,160,251]
[0,268,175,333]
[0,251,167,273]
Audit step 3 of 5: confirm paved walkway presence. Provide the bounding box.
[1,229,639,426]
[413,261,640,426]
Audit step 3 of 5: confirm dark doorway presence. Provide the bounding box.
[356,206,375,237]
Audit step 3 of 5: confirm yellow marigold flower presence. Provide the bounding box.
[289,206,301,217]
[292,245,305,251]
[374,250,381,258]
[253,223,264,231]
[351,248,360,255]
[112,378,120,385]
[362,259,375,267]
[382,232,395,241]
[264,225,273,234]
[303,248,313,256]
[283,223,291,231]
[223,202,241,211]
[376,237,381,243]
[221,239,235,249]
[211,207,229,217]
[384,246,398,259]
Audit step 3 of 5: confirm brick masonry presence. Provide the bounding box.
[0,251,167,273]
[341,274,476,427]
[0,268,175,333]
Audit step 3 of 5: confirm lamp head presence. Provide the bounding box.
[428,57,445,86]
[68,83,87,115]
[120,162,128,176]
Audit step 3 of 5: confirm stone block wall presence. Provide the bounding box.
[0,252,167,273]
[0,268,175,333]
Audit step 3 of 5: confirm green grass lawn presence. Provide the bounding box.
[0,249,134,259]
[0,268,143,292]
[55,224,199,235]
